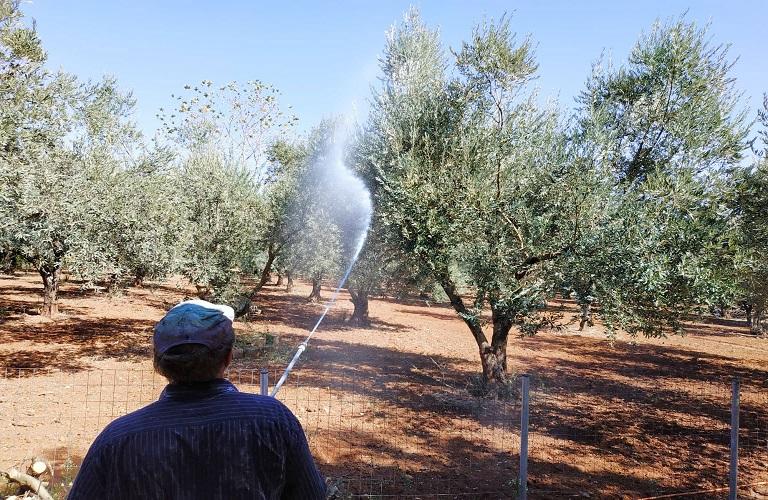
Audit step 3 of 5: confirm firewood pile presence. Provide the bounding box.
[1,459,54,500]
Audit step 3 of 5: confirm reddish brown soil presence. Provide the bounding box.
[1,272,767,499]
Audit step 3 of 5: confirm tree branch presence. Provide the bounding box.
[514,249,566,280]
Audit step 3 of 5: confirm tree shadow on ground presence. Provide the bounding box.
[254,289,414,333]
[0,297,91,319]
[393,307,461,322]
[523,335,768,389]
[2,273,766,496]
[312,426,692,498]
[374,295,453,308]
[267,330,767,497]
[0,317,153,373]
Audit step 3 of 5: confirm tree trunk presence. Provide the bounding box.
[286,270,294,293]
[751,305,767,336]
[742,302,753,327]
[579,302,594,331]
[133,269,146,287]
[276,272,284,286]
[257,244,278,292]
[719,301,730,319]
[308,278,322,302]
[482,309,511,383]
[106,273,121,293]
[39,264,61,317]
[439,277,511,383]
[349,289,370,326]
[233,242,278,317]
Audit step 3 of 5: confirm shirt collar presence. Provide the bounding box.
[159,378,238,401]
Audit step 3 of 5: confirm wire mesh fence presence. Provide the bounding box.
[1,365,766,499]
[527,375,768,499]
[0,365,520,498]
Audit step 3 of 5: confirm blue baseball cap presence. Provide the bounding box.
[153,300,235,355]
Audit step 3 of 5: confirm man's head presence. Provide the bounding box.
[153,300,235,383]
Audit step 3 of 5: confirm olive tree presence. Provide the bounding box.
[0,1,146,315]
[173,152,266,301]
[358,12,586,383]
[727,96,768,334]
[580,17,747,186]
[345,221,433,326]
[278,121,348,303]
[158,79,297,184]
[572,16,749,331]
[159,80,296,304]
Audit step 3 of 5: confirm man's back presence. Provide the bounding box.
[68,379,325,500]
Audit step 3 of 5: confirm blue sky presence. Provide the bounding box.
[22,1,767,138]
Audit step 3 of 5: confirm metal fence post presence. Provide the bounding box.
[729,377,740,500]
[260,368,269,397]
[520,374,530,500]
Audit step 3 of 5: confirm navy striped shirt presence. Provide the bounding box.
[67,379,326,500]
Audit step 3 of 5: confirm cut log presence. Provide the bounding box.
[28,458,48,477]
[6,468,53,500]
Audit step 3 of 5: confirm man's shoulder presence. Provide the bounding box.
[94,390,298,447]
[227,390,297,417]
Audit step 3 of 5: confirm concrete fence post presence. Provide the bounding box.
[729,377,740,500]
[260,368,269,397]
[520,374,530,500]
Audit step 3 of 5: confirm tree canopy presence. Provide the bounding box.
[354,10,754,384]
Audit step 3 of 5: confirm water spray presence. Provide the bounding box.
[270,228,368,396]
[270,118,372,397]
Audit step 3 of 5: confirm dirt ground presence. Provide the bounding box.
[1,272,767,499]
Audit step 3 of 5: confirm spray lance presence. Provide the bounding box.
[269,229,369,397]
[268,121,373,397]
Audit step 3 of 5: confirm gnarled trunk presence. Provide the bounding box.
[742,302,753,327]
[276,272,284,286]
[308,278,321,302]
[285,270,294,293]
[257,243,278,292]
[579,302,594,330]
[233,242,278,317]
[349,289,370,326]
[39,264,61,317]
[751,305,767,336]
[440,277,511,384]
[483,310,511,383]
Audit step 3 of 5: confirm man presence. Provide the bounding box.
[68,300,326,499]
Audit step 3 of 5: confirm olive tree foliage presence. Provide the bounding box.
[0,1,155,315]
[357,11,749,384]
[232,130,321,314]
[0,0,64,290]
[64,87,181,290]
[158,80,297,303]
[581,17,747,186]
[727,96,768,334]
[253,138,310,295]
[278,121,349,302]
[173,153,266,302]
[571,16,750,333]
[158,80,297,184]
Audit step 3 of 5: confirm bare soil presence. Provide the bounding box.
[1,272,767,499]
